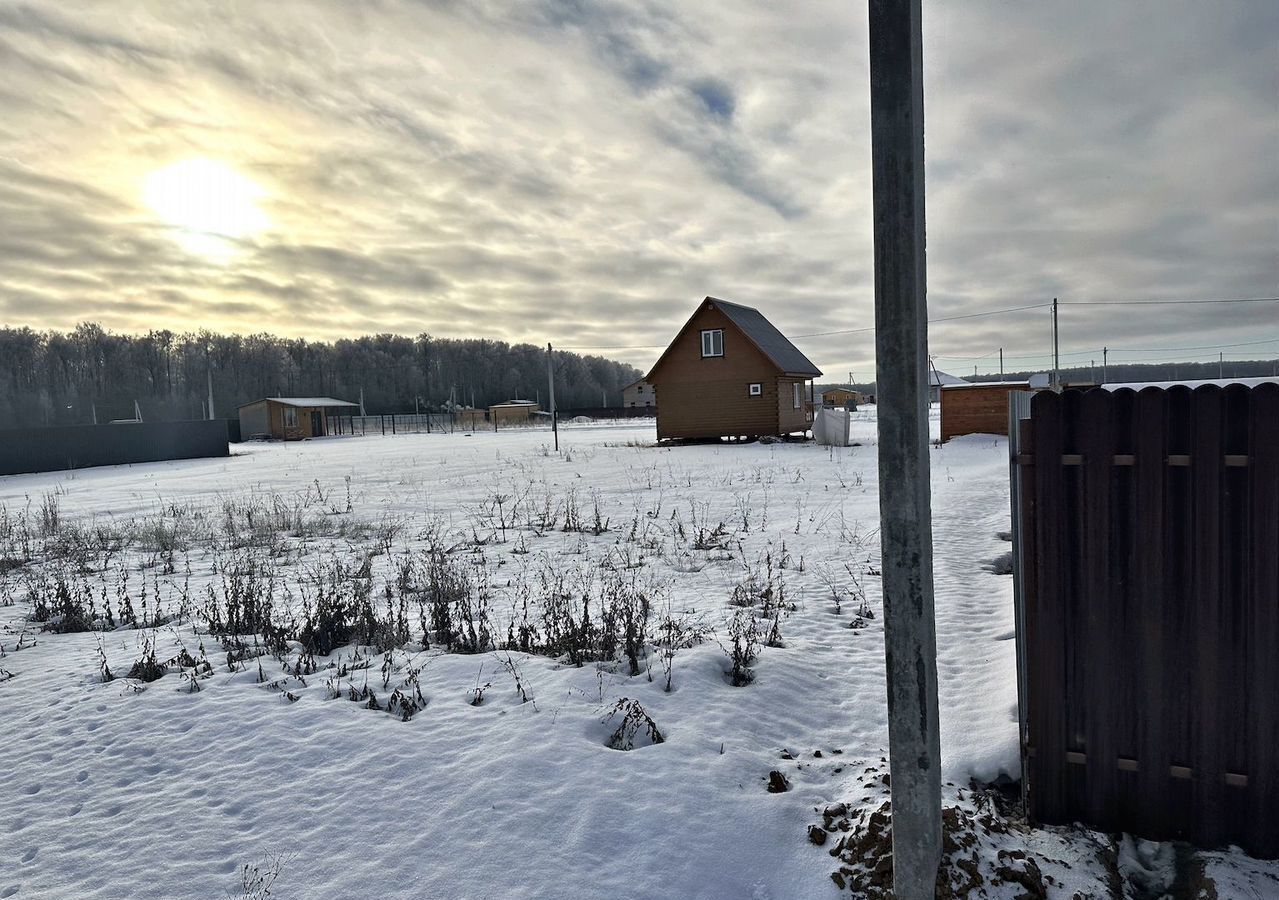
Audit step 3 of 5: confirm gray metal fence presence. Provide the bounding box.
[0,420,230,477]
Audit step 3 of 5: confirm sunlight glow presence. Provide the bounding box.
[143,158,268,258]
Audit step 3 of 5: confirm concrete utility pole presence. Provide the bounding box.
[546,343,559,453]
[1052,298,1060,389]
[1219,352,1224,379]
[999,348,1004,380]
[868,0,943,896]
[206,357,215,420]
[1102,347,1108,384]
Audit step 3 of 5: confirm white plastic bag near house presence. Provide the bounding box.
[814,408,851,446]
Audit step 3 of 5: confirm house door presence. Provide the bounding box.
[311,411,324,436]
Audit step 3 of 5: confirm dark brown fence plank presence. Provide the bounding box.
[1190,387,1226,847]
[1247,384,1279,857]
[1059,389,1089,824]
[1108,389,1140,824]
[1221,386,1252,846]
[1029,390,1068,823]
[1079,389,1119,829]
[1163,387,1197,838]
[1132,388,1170,837]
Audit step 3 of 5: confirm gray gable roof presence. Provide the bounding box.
[709,297,822,377]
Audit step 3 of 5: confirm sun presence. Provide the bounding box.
[144,158,268,257]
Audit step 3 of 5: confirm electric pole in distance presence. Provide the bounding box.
[868,0,943,895]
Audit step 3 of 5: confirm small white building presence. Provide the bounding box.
[622,378,655,409]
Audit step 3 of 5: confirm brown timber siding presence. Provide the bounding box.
[272,401,312,440]
[650,305,782,440]
[1016,384,1279,858]
[941,383,1030,442]
[777,377,812,434]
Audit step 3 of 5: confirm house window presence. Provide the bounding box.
[700,329,724,358]
[748,383,762,397]
[636,385,644,393]
[282,407,298,427]
[793,383,803,409]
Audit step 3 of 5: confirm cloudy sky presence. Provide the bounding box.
[1,0,1275,377]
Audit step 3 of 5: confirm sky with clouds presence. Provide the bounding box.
[0,0,1275,377]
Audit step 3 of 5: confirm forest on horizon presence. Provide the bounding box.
[0,324,644,427]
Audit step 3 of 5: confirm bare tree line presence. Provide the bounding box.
[0,324,643,427]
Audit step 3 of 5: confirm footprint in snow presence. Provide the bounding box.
[76,771,89,783]
[20,849,35,863]
[1,884,18,898]
[21,785,39,796]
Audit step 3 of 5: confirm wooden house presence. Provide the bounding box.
[646,297,822,441]
[237,397,358,440]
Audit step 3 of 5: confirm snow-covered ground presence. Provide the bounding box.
[1,413,1274,898]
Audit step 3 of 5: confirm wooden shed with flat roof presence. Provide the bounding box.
[939,381,1031,442]
[237,397,358,440]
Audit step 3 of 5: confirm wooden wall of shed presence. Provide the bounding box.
[940,384,1029,441]
[267,401,317,440]
[650,304,783,439]
[777,377,812,434]
[490,405,535,423]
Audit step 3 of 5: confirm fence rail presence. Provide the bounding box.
[1012,383,1278,858]
[327,409,656,437]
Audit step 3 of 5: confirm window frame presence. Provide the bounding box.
[700,329,724,358]
[748,382,762,397]
[793,383,803,409]
[282,407,298,427]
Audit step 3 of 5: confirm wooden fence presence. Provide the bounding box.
[1012,383,1278,858]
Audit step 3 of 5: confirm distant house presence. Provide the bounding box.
[238,397,359,440]
[623,379,656,409]
[819,387,863,409]
[929,369,969,403]
[646,296,822,441]
[489,399,539,425]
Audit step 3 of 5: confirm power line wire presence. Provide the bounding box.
[558,297,1277,352]
[1064,297,1279,306]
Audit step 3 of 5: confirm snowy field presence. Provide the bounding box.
[1,413,1274,899]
